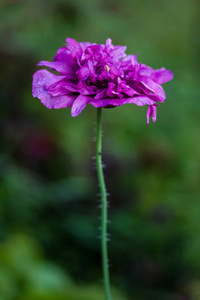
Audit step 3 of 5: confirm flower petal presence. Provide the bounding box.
[32,69,66,98]
[71,95,93,117]
[146,105,157,125]
[140,78,166,100]
[65,37,83,58]
[146,106,152,125]
[151,68,173,84]
[89,95,155,108]
[32,69,76,109]
[94,89,106,100]
[43,94,76,109]
[121,54,138,67]
[152,106,157,122]
[109,64,122,76]
[80,41,92,51]
[76,67,90,81]
[37,60,75,77]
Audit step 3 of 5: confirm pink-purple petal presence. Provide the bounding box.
[146,106,152,125]
[65,38,83,58]
[121,54,138,67]
[44,94,76,109]
[32,70,76,109]
[140,78,166,101]
[71,95,93,117]
[90,96,155,108]
[37,60,75,77]
[151,68,174,84]
[146,105,157,125]
[152,106,157,123]
[32,69,66,98]
[76,67,90,81]
[94,89,106,100]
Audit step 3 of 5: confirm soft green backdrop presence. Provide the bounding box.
[0,0,200,299]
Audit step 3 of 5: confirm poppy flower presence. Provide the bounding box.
[32,38,173,124]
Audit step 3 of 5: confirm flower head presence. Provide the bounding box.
[32,38,173,124]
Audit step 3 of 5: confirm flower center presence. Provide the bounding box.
[106,65,110,72]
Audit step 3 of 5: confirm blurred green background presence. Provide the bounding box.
[0,0,200,299]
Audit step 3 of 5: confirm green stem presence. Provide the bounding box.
[96,108,112,300]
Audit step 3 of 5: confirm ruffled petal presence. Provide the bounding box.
[71,95,93,117]
[146,105,157,125]
[106,38,112,47]
[48,80,71,97]
[32,69,66,98]
[32,69,76,109]
[48,81,79,97]
[152,106,157,122]
[138,67,152,77]
[76,67,90,81]
[89,95,155,108]
[121,54,138,67]
[140,78,166,101]
[37,60,75,77]
[43,94,76,109]
[65,37,83,58]
[55,46,70,56]
[146,106,152,125]
[80,42,92,51]
[110,46,127,60]
[109,64,122,76]
[151,68,173,84]
[94,89,106,100]
[54,52,74,65]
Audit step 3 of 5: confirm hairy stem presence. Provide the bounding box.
[96,108,112,300]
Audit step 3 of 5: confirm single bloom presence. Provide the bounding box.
[32,38,173,124]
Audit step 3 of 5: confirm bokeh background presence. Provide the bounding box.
[0,0,200,299]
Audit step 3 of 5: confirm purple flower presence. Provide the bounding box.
[32,38,173,124]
